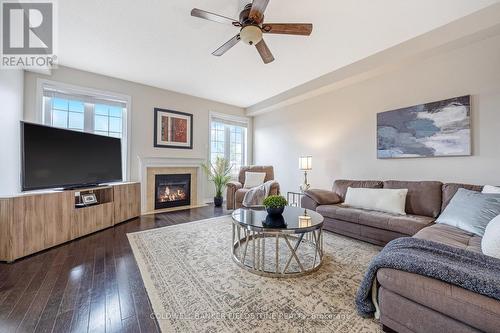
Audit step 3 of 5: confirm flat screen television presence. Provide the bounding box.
[22,122,122,191]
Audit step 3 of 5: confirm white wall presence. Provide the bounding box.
[0,70,24,196]
[23,66,248,198]
[253,34,500,194]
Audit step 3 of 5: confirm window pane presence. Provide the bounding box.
[211,152,223,164]
[68,100,84,113]
[216,131,224,142]
[232,126,246,174]
[109,132,121,138]
[53,98,68,110]
[68,112,84,130]
[52,110,68,128]
[94,130,108,136]
[95,115,108,131]
[109,117,122,132]
[210,120,246,178]
[95,104,108,116]
[109,106,122,118]
[214,122,223,131]
[217,142,224,153]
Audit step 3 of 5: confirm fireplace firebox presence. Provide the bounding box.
[154,173,191,210]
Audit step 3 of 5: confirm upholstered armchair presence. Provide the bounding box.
[226,166,280,210]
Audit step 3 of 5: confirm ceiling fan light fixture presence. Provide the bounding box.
[191,0,312,64]
[240,25,263,45]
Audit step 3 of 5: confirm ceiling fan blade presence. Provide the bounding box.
[191,8,240,26]
[255,39,274,64]
[249,0,269,24]
[262,23,313,35]
[212,35,241,56]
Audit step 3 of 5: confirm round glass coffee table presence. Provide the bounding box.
[231,206,324,278]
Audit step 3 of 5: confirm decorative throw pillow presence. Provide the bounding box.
[482,215,500,259]
[436,188,500,236]
[343,187,408,215]
[243,172,266,189]
[482,185,500,194]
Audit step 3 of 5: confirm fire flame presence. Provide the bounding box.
[159,186,187,202]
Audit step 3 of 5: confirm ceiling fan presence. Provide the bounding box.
[191,0,313,64]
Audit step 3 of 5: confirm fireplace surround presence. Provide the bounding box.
[154,174,191,209]
[140,157,206,213]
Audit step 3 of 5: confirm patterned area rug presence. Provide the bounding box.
[127,216,382,332]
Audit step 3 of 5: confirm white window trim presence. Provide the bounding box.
[36,78,132,181]
[208,111,252,178]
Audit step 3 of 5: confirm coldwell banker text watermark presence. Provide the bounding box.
[1,0,57,69]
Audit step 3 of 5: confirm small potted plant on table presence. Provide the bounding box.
[202,157,232,207]
[263,195,288,216]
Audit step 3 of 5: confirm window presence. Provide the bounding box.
[50,98,85,131]
[210,114,249,178]
[94,104,123,138]
[40,82,129,179]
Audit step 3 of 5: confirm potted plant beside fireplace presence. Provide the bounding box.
[201,157,232,207]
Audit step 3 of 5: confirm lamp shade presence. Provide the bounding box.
[298,211,312,227]
[299,156,312,170]
[240,25,263,45]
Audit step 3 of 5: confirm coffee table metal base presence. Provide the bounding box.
[231,223,323,278]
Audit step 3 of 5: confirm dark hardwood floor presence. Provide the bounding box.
[0,205,230,333]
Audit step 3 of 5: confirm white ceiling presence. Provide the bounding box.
[58,0,498,108]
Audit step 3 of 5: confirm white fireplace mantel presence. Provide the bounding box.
[138,156,207,213]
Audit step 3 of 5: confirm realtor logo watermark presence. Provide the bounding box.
[1,0,57,69]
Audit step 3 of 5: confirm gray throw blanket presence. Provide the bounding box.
[356,237,500,318]
[242,180,277,207]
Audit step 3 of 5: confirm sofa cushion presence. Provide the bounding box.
[442,183,483,212]
[316,204,361,221]
[332,180,383,201]
[316,204,434,236]
[324,218,408,246]
[384,180,443,218]
[377,268,500,333]
[413,224,482,253]
[358,210,434,236]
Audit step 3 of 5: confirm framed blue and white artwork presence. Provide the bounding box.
[377,96,471,159]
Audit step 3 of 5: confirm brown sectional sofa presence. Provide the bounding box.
[302,180,442,246]
[302,180,500,333]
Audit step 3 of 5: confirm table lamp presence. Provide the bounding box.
[299,156,312,192]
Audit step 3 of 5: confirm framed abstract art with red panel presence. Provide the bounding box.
[154,108,193,149]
